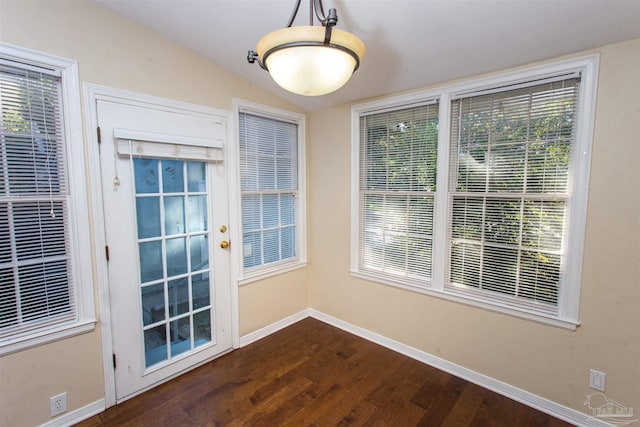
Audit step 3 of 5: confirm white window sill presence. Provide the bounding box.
[350,270,579,330]
[0,319,97,356]
[239,260,308,286]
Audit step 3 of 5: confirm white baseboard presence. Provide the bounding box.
[239,309,310,347]
[307,309,611,427]
[40,398,105,427]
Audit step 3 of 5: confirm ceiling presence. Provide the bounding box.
[93,0,640,112]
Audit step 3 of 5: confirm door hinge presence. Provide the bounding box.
[105,245,110,262]
[97,126,102,144]
[112,353,117,369]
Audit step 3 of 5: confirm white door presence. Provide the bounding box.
[96,99,232,401]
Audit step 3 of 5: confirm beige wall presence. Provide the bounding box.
[308,38,640,417]
[0,1,307,426]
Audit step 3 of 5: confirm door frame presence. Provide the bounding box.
[83,83,240,407]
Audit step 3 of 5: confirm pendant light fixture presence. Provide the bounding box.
[247,0,365,96]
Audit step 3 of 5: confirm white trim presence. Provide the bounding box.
[0,43,96,354]
[238,261,308,286]
[351,270,578,330]
[40,399,105,427]
[350,54,599,327]
[0,320,96,356]
[83,83,237,408]
[113,128,224,148]
[239,309,309,347]
[307,309,609,427]
[230,99,308,284]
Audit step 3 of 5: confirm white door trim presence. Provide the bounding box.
[82,83,240,408]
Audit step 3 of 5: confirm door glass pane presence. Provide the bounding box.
[188,196,207,232]
[190,235,208,271]
[187,162,206,192]
[168,277,189,317]
[170,316,191,357]
[134,158,159,194]
[141,283,165,326]
[162,160,184,193]
[144,325,167,367]
[192,273,210,310]
[164,196,185,235]
[166,237,187,277]
[134,159,213,369]
[136,197,161,239]
[139,241,163,283]
[194,310,211,347]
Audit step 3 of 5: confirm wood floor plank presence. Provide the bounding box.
[75,318,575,427]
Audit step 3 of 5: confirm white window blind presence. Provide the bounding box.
[358,102,439,286]
[446,77,581,315]
[0,62,76,336]
[239,112,298,270]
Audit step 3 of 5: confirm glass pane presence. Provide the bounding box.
[450,242,481,288]
[281,226,296,260]
[484,198,522,246]
[134,158,159,194]
[281,194,295,226]
[166,237,187,277]
[408,237,432,279]
[136,197,161,239]
[192,273,210,310]
[187,162,206,192]
[144,324,167,367]
[519,251,560,305]
[168,277,189,317]
[482,246,518,296]
[18,261,70,321]
[194,310,212,347]
[170,316,191,357]
[0,204,9,264]
[188,196,207,233]
[13,202,65,261]
[141,283,164,326]
[190,235,209,271]
[139,240,163,283]
[451,197,483,241]
[0,268,17,328]
[243,232,262,268]
[161,160,184,193]
[164,196,185,235]
[242,195,260,231]
[263,229,280,264]
[263,194,279,228]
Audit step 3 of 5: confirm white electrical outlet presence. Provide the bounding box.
[50,392,67,417]
[589,369,606,392]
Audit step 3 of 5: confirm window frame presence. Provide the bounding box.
[232,99,307,284]
[351,55,599,329]
[0,43,95,355]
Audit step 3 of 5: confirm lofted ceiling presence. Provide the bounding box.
[93,0,640,112]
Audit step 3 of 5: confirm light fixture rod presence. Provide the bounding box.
[286,0,335,28]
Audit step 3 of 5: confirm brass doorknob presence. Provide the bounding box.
[220,240,230,249]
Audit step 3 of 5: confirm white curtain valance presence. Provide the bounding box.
[114,128,223,162]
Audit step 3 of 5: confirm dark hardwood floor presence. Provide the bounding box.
[76,318,573,426]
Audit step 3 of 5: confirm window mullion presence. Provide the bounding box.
[431,94,450,291]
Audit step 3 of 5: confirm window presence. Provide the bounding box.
[236,101,306,280]
[352,56,598,328]
[357,102,439,286]
[0,44,94,354]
